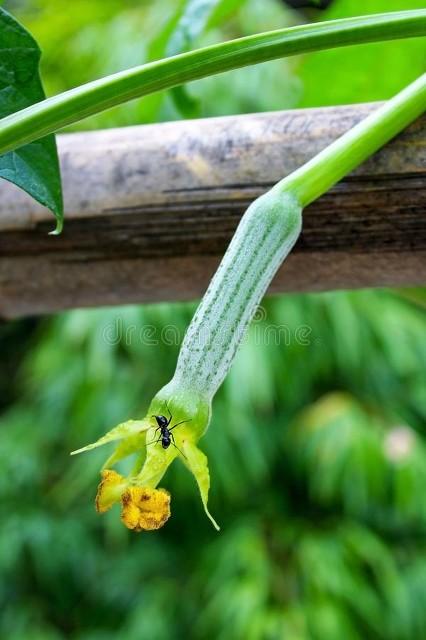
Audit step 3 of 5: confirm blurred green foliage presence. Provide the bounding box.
[1,0,426,638]
[297,0,426,106]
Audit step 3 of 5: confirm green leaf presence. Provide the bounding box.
[167,0,235,117]
[167,0,223,57]
[0,8,63,233]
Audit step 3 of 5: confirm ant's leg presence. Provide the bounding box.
[146,436,162,446]
[150,425,161,439]
[150,419,161,436]
[170,433,187,459]
[169,419,192,432]
[165,401,172,426]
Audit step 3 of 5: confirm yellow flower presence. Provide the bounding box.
[72,388,219,531]
[121,486,171,532]
[95,469,171,532]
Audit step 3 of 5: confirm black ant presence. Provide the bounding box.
[147,402,190,458]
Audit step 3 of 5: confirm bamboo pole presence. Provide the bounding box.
[0,103,424,318]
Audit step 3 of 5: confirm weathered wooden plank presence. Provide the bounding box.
[0,103,424,318]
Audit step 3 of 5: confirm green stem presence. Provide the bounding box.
[0,10,425,154]
[279,73,426,206]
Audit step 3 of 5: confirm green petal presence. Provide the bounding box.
[182,440,220,531]
[70,419,150,455]
[102,433,147,469]
[136,427,178,488]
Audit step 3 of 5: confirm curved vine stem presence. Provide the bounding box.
[279,72,426,206]
[0,10,425,155]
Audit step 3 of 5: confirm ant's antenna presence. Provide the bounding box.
[169,419,192,432]
[170,440,187,460]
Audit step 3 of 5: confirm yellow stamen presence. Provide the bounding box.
[121,486,171,531]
